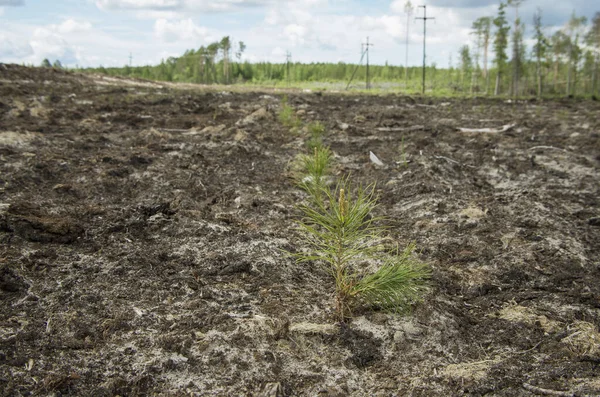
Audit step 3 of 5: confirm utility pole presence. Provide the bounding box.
[416,5,434,94]
[346,43,367,90]
[404,1,414,90]
[286,51,292,86]
[363,36,374,89]
[129,52,132,67]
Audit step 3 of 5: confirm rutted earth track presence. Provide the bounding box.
[1,64,599,396]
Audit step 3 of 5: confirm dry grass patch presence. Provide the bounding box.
[497,302,562,333]
[562,321,600,356]
[442,358,502,382]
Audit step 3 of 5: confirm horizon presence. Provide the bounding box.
[0,0,597,69]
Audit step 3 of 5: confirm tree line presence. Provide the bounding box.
[457,1,599,97]
[81,36,429,89]
[71,3,600,97]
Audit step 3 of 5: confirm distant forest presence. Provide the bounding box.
[64,2,599,97]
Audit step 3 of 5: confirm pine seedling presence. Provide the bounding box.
[350,243,431,312]
[278,95,302,132]
[295,181,430,320]
[306,121,326,150]
[296,181,382,319]
[295,145,332,202]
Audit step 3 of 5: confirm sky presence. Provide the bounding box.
[0,0,597,68]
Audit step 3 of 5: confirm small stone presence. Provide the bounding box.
[200,124,226,135]
[393,331,404,343]
[289,322,338,335]
[399,321,422,338]
[233,130,247,142]
[52,184,73,192]
[382,379,397,389]
[236,107,270,127]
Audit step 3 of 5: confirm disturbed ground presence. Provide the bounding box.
[1,64,599,396]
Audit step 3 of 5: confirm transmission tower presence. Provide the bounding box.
[416,5,434,94]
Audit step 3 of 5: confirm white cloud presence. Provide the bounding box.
[96,0,248,12]
[265,9,278,25]
[0,0,24,5]
[271,46,285,58]
[96,0,182,10]
[390,0,417,15]
[0,17,145,67]
[0,32,33,59]
[284,24,307,46]
[154,18,208,42]
[359,15,405,39]
[248,0,504,68]
[97,0,329,13]
[134,9,182,19]
[53,19,93,34]
[30,27,78,64]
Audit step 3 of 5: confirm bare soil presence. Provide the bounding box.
[1,64,599,396]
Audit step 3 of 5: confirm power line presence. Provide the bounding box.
[416,5,434,94]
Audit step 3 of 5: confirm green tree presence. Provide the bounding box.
[493,2,510,95]
[585,13,600,95]
[473,17,493,93]
[508,0,525,97]
[206,42,220,84]
[564,12,587,95]
[220,36,231,84]
[52,60,63,69]
[459,45,472,90]
[236,41,246,61]
[532,8,548,97]
[469,23,483,94]
[549,31,568,93]
[582,50,596,94]
[41,59,52,68]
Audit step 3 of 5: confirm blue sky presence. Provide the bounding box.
[0,0,597,68]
